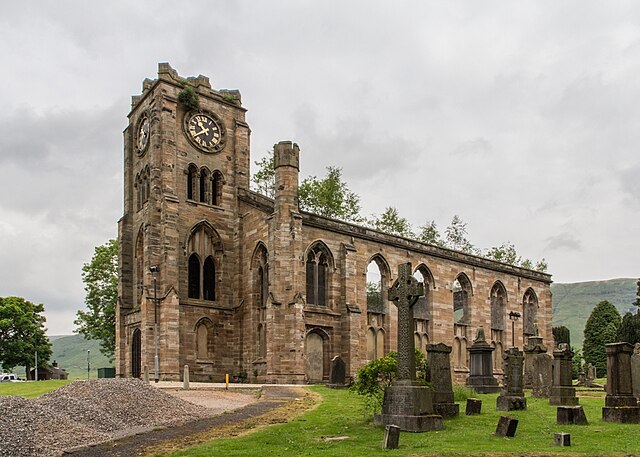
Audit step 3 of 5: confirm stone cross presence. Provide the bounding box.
[388,262,424,382]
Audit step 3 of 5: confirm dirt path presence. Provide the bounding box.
[66,386,317,457]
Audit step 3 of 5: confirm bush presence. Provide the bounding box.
[351,349,428,415]
[453,384,475,402]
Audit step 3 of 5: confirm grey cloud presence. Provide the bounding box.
[452,138,493,157]
[545,232,582,252]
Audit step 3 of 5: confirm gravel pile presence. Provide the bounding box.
[1,378,213,457]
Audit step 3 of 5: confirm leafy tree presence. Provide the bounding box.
[0,296,52,378]
[616,311,640,345]
[583,300,621,378]
[366,281,382,311]
[534,258,549,273]
[371,207,415,238]
[251,155,276,198]
[417,220,444,246]
[75,239,118,361]
[484,241,521,265]
[572,347,583,380]
[552,326,571,347]
[299,166,363,223]
[443,215,480,255]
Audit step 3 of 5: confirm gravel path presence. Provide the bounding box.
[0,379,262,457]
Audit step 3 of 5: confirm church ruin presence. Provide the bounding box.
[115,63,552,384]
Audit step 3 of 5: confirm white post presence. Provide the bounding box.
[34,351,38,381]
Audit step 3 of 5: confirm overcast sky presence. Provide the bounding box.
[1,1,639,335]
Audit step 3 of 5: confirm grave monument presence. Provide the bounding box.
[378,262,443,432]
[496,347,527,411]
[549,344,578,406]
[466,327,500,393]
[523,326,552,397]
[426,343,459,418]
[602,342,640,423]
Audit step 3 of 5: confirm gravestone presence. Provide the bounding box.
[495,416,518,437]
[549,344,578,406]
[631,343,640,400]
[466,398,482,415]
[554,432,571,447]
[329,355,346,387]
[557,406,588,425]
[378,263,443,432]
[466,327,500,393]
[602,342,640,423]
[588,363,597,381]
[383,425,400,449]
[426,343,459,418]
[524,332,551,397]
[496,347,527,411]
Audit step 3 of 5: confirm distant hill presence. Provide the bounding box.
[552,278,637,349]
[13,334,113,379]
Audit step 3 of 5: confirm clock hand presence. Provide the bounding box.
[193,127,210,137]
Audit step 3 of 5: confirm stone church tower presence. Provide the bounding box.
[117,64,553,384]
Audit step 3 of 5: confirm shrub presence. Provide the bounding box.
[178,86,200,111]
[453,384,475,402]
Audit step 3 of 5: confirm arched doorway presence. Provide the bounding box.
[305,332,325,382]
[131,328,141,378]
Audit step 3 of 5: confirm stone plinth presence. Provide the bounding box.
[466,327,500,394]
[383,425,400,449]
[550,344,578,406]
[426,343,459,418]
[495,416,518,437]
[602,342,640,423]
[378,384,444,432]
[328,355,346,388]
[557,406,588,425]
[466,398,482,415]
[554,432,571,447]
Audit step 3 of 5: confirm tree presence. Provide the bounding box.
[366,281,382,311]
[484,241,521,265]
[616,311,640,345]
[534,259,549,273]
[251,155,276,198]
[75,239,118,361]
[298,166,363,223]
[417,220,444,246]
[371,207,415,238]
[583,300,621,378]
[0,296,52,378]
[552,325,571,347]
[444,215,479,255]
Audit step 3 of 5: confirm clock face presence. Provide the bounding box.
[185,112,225,153]
[135,115,150,154]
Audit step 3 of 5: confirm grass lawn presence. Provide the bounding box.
[161,386,638,457]
[0,380,72,398]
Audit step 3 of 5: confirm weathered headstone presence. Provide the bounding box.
[602,342,640,423]
[549,344,578,406]
[426,343,459,418]
[557,406,588,425]
[523,332,547,388]
[495,416,518,437]
[496,347,527,411]
[554,432,571,447]
[329,355,346,387]
[524,333,552,397]
[631,343,640,400]
[466,327,500,394]
[183,364,190,390]
[466,398,482,415]
[379,262,443,432]
[383,425,400,449]
[588,363,597,382]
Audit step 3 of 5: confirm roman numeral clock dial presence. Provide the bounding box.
[184,111,225,153]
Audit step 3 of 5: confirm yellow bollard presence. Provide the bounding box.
[225,373,229,390]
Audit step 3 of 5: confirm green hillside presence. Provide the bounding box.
[13,334,113,379]
[551,278,637,349]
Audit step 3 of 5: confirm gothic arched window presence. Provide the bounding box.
[305,243,332,306]
[188,254,200,299]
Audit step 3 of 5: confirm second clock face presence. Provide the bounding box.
[185,112,225,152]
[135,115,150,154]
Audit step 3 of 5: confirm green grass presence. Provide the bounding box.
[161,386,638,457]
[0,380,72,398]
